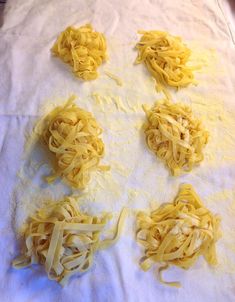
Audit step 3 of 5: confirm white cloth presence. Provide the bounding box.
[1,0,235,301]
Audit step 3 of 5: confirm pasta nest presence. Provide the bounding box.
[52,24,107,80]
[135,30,197,97]
[42,96,108,189]
[143,99,209,175]
[136,184,221,287]
[12,196,127,285]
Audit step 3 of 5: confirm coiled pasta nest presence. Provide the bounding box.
[143,99,209,175]
[136,184,221,287]
[12,196,127,285]
[41,95,108,189]
[135,30,197,97]
[52,24,107,80]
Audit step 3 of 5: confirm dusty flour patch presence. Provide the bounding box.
[178,92,235,165]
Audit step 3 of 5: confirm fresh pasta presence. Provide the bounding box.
[143,99,209,175]
[135,30,197,97]
[104,70,123,86]
[12,196,128,285]
[51,24,107,80]
[136,184,221,287]
[41,95,108,189]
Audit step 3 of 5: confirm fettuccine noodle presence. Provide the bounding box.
[136,184,221,287]
[104,71,123,86]
[41,95,108,189]
[12,196,128,285]
[143,99,209,175]
[52,24,107,80]
[135,30,197,97]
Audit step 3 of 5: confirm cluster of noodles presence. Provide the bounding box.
[12,196,127,285]
[135,30,197,97]
[51,24,107,80]
[41,95,108,189]
[136,184,221,287]
[143,99,209,175]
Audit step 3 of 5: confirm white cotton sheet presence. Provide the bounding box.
[1,0,235,301]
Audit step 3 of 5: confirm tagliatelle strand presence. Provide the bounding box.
[41,95,108,189]
[104,71,123,86]
[159,264,181,288]
[12,196,127,286]
[136,184,221,287]
[143,99,209,175]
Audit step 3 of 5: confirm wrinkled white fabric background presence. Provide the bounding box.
[1,0,235,301]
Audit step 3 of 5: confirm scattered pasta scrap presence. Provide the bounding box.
[51,24,107,80]
[104,70,123,86]
[135,30,197,97]
[41,95,109,189]
[91,92,129,113]
[143,99,209,175]
[136,184,221,287]
[12,196,128,285]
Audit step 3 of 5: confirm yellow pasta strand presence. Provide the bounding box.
[136,184,221,287]
[41,95,108,189]
[143,99,209,175]
[12,196,128,286]
[51,24,107,80]
[135,30,197,97]
[104,70,123,86]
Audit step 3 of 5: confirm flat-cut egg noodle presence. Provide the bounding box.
[41,95,108,189]
[136,184,221,287]
[51,24,107,80]
[143,99,209,176]
[135,30,197,98]
[12,196,128,285]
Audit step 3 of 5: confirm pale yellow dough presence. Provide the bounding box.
[136,184,221,287]
[12,196,128,285]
